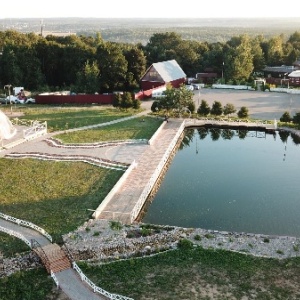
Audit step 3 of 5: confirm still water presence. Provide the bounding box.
[142,127,300,237]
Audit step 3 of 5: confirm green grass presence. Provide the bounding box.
[17,106,139,132]
[0,233,31,257]
[79,247,300,299]
[2,105,300,299]
[0,268,60,300]
[0,158,122,247]
[56,116,163,143]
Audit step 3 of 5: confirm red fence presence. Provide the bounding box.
[36,87,164,105]
[36,94,114,105]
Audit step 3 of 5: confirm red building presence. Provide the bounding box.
[263,58,300,87]
[140,59,186,91]
[288,70,300,86]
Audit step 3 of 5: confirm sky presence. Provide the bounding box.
[1,0,299,19]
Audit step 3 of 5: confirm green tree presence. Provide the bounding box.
[120,92,133,109]
[123,47,146,91]
[97,42,128,92]
[113,92,122,108]
[280,111,292,123]
[75,60,100,94]
[211,101,223,116]
[197,99,210,116]
[237,106,249,118]
[226,35,254,82]
[132,98,141,109]
[265,35,285,66]
[223,103,236,117]
[292,112,300,125]
[159,84,194,114]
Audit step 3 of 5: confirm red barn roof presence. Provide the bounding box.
[140,59,186,90]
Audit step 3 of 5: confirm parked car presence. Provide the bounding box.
[185,85,194,91]
[192,84,201,90]
[0,96,35,104]
[25,98,35,104]
[3,95,19,104]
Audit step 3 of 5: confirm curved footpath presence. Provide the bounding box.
[0,217,107,300]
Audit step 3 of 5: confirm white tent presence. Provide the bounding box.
[0,110,17,140]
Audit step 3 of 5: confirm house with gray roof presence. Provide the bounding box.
[140,59,186,91]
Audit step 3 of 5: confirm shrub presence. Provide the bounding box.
[177,238,194,250]
[280,111,292,122]
[109,220,123,230]
[223,103,236,116]
[210,101,223,116]
[292,112,300,125]
[197,99,210,116]
[151,100,160,112]
[194,234,202,241]
[204,233,214,239]
[237,106,249,118]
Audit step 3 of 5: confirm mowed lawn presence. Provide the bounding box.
[16,106,139,132]
[0,106,163,257]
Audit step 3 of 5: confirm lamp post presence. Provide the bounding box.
[4,84,13,114]
[222,61,224,83]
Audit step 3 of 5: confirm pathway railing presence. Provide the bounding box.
[0,225,31,247]
[23,121,47,140]
[130,121,186,223]
[51,270,59,288]
[0,212,52,242]
[72,262,133,300]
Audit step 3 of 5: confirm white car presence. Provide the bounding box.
[4,96,35,104]
[4,96,19,104]
[25,98,35,104]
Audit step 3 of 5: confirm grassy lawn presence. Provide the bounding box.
[0,158,122,249]
[2,105,300,299]
[0,268,61,300]
[14,106,140,132]
[79,247,300,300]
[56,116,163,143]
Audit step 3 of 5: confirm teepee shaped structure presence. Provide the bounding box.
[0,110,17,140]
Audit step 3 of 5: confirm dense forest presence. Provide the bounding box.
[0,26,300,93]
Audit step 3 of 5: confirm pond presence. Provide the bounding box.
[142,127,300,237]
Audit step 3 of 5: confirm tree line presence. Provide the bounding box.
[0,30,299,93]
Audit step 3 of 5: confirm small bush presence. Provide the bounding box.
[204,233,214,239]
[177,238,194,250]
[263,238,270,243]
[109,220,123,230]
[141,228,152,237]
[194,234,202,241]
[237,106,249,118]
[280,111,292,123]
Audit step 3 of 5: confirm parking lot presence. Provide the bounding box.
[193,88,300,120]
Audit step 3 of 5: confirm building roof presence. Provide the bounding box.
[293,59,300,67]
[263,66,296,74]
[288,70,300,78]
[142,59,186,82]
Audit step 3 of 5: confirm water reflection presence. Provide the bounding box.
[142,128,300,237]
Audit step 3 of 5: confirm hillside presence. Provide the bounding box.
[1,17,300,44]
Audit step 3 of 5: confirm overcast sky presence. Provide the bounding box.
[1,0,299,19]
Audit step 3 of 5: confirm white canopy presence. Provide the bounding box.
[288,70,300,78]
[0,110,17,140]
